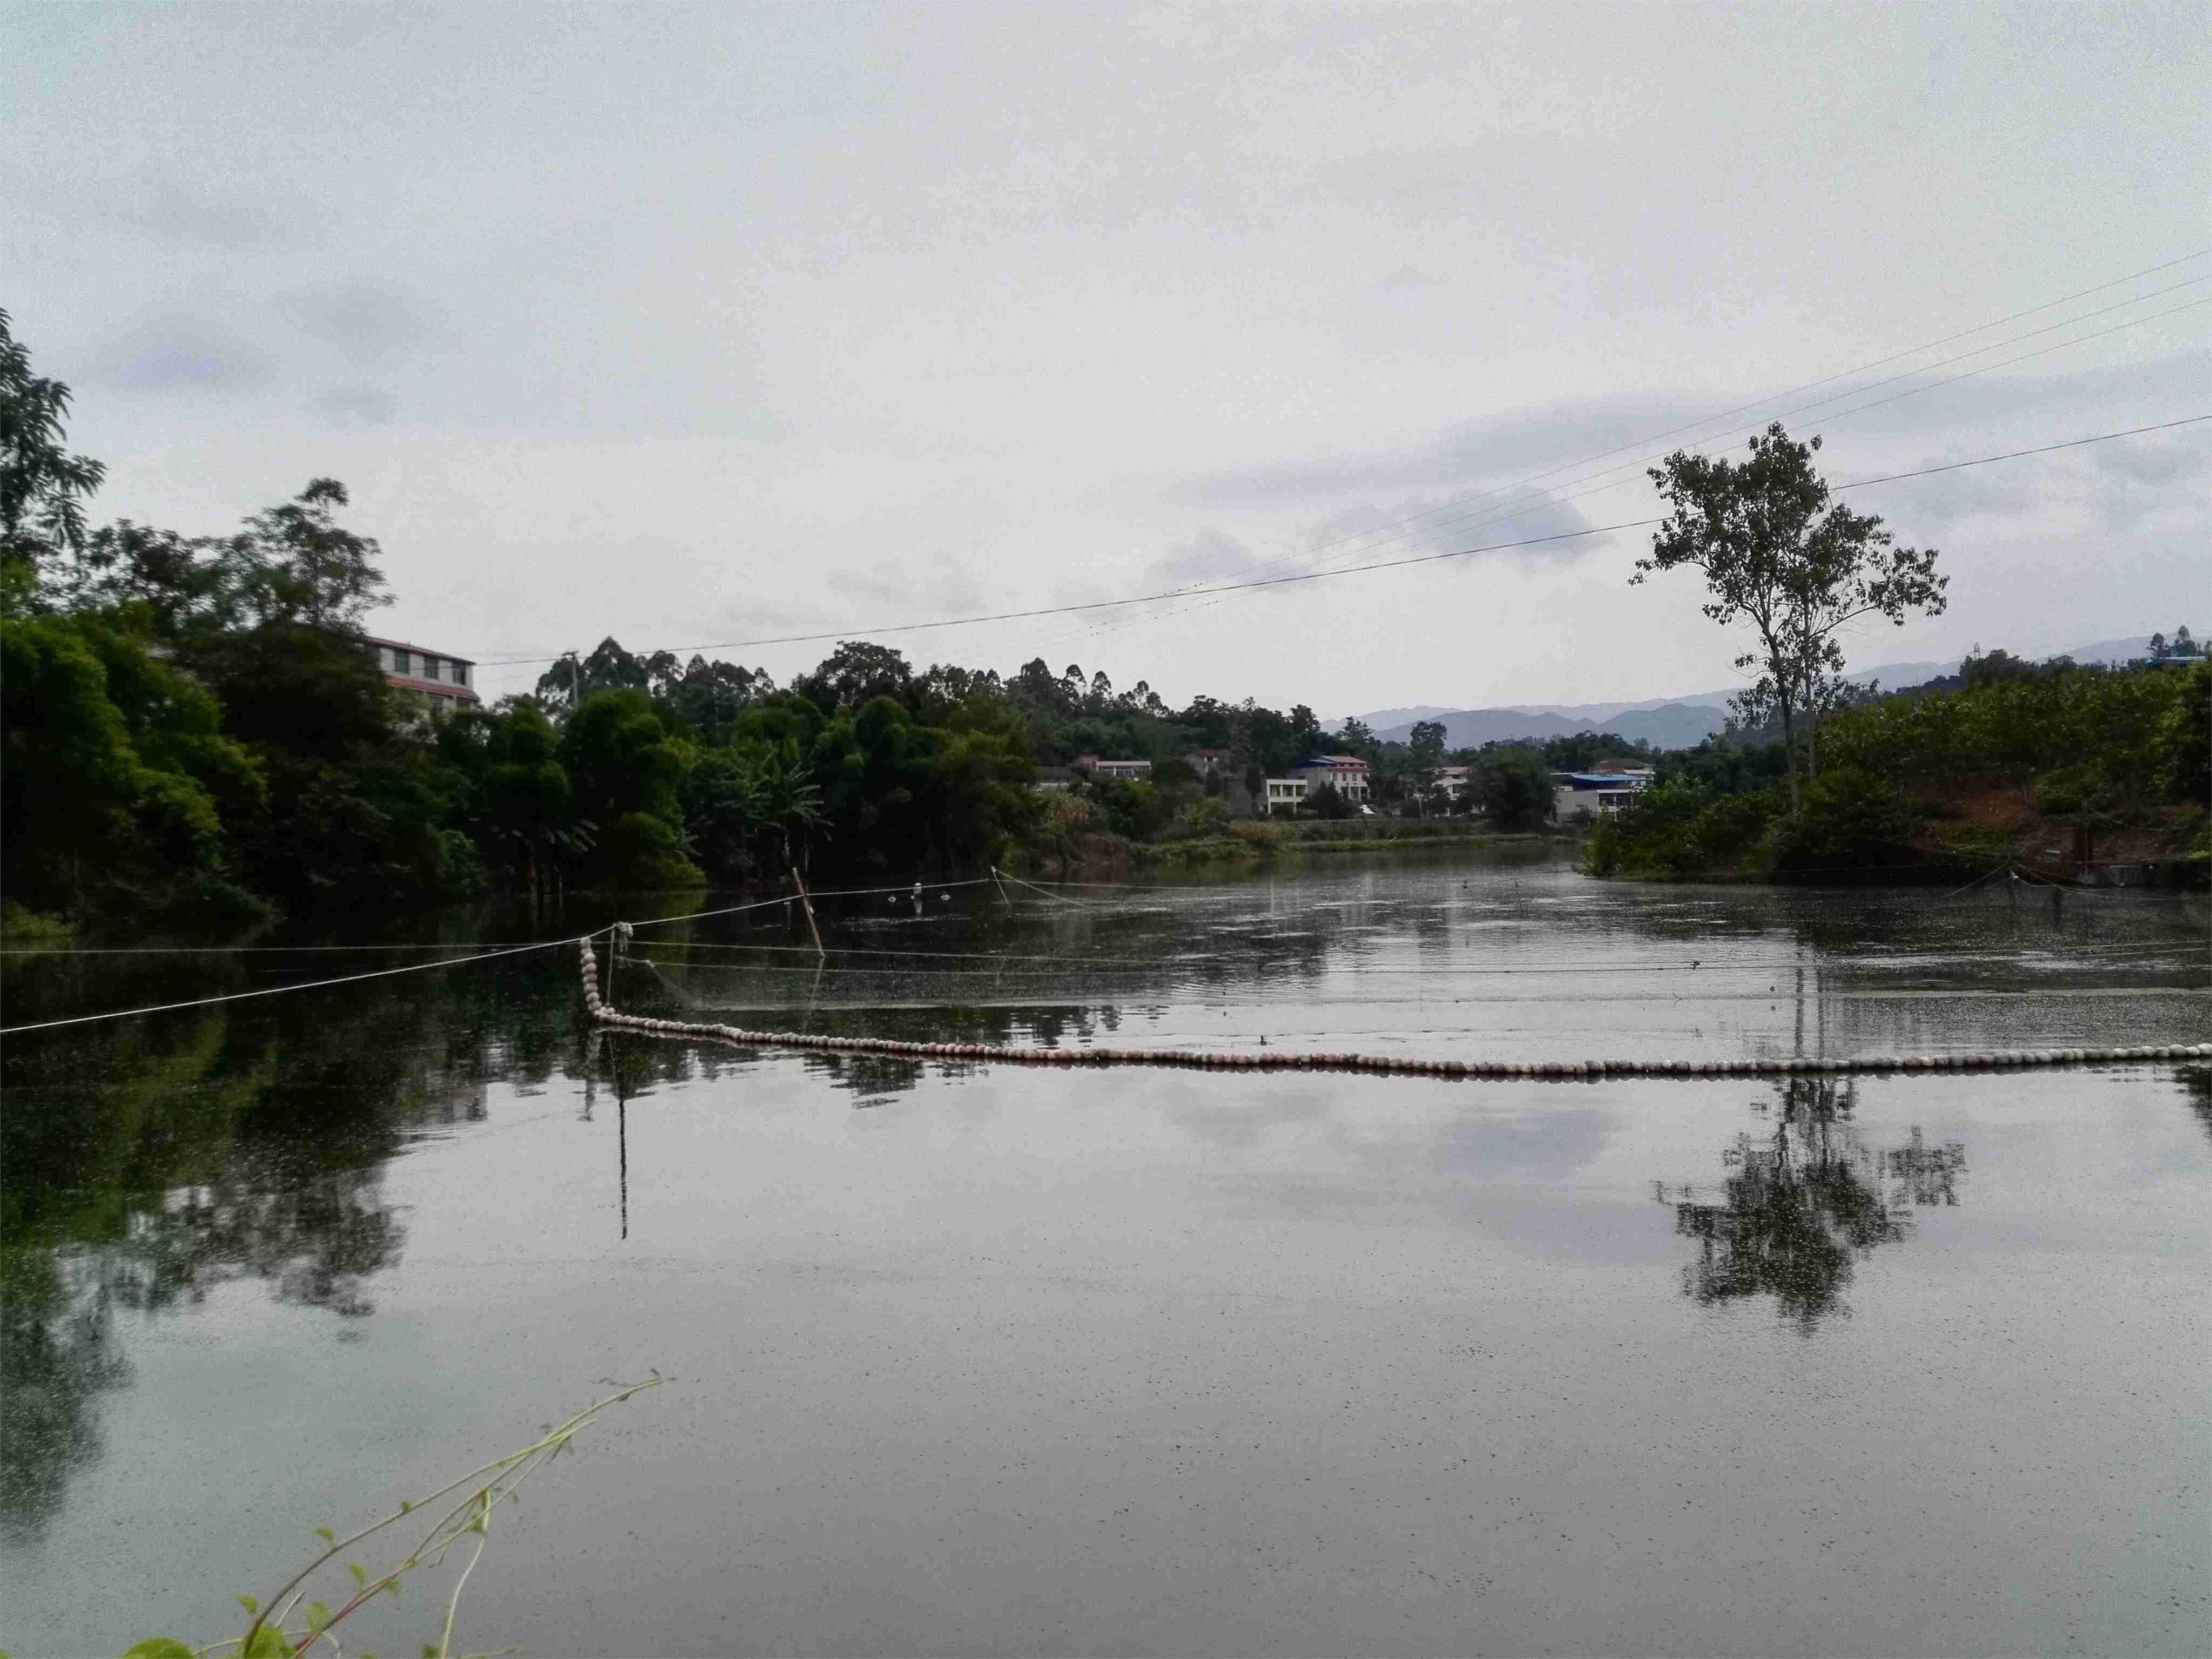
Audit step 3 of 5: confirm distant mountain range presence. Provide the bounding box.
[1333,633,2181,752]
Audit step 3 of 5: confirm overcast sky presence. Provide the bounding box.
[7,2,2207,714]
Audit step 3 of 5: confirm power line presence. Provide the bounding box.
[1044,285,2212,653]
[1007,250,2212,655]
[0,936,586,1036]
[477,253,2212,679]
[475,412,2210,668]
[1114,265,2212,600]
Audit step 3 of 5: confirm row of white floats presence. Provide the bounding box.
[578,940,2208,1078]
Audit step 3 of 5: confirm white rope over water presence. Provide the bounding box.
[575,939,2210,1078]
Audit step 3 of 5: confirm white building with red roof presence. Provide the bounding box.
[365,635,481,720]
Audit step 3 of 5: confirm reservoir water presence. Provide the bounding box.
[4,849,2207,1655]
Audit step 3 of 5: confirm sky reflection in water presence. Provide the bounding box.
[3,852,2207,1655]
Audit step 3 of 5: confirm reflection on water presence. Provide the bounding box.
[1656,1077,1966,1331]
[2181,1064,2212,1143]
[0,953,578,1538]
[2,855,2206,1654]
[1,1250,131,1541]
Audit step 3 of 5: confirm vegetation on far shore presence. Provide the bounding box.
[6,307,2207,934]
[0,309,1595,938]
[1586,649,2210,884]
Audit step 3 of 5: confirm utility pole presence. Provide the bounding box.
[791,862,826,959]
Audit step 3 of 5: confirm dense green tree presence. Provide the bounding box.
[561,690,701,888]
[536,637,649,713]
[1405,720,1447,813]
[1306,780,1354,820]
[656,655,772,740]
[2162,659,2211,805]
[1242,703,1297,774]
[803,640,914,713]
[0,614,259,920]
[1959,647,2038,689]
[0,308,106,588]
[678,745,760,885]
[466,703,586,900]
[224,480,390,632]
[746,736,825,874]
[1469,747,1554,831]
[1656,733,1789,798]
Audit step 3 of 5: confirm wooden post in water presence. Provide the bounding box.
[791,864,826,959]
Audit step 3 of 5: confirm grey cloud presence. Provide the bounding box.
[1133,485,1610,619]
[1374,264,1448,295]
[1840,370,2212,534]
[1148,527,1260,585]
[1795,347,2212,446]
[2090,431,2211,488]
[827,555,988,619]
[279,283,450,363]
[698,597,839,639]
[312,386,396,427]
[1172,389,1719,510]
[114,179,309,249]
[2090,436,2212,530]
[105,313,273,393]
[1857,466,2044,531]
[1281,490,1609,581]
[2,166,315,250]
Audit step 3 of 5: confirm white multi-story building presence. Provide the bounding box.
[1289,754,1371,803]
[366,636,481,720]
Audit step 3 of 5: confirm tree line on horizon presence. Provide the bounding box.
[9,306,2203,926]
[0,311,1600,930]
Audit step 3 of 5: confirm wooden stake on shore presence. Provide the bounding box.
[791,864,826,959]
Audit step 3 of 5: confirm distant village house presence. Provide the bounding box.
[368,636,481,720]
[1553,761,1653,822]
[1075,754,1153,781]
[1290,754,1371,803]
[1265,753,1372,814]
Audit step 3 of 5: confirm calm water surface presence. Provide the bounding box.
[4,850,2208,1656]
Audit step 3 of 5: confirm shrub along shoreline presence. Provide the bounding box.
[1583,657,2210,886]
[1015,820,1567,876]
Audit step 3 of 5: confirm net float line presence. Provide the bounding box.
[576,939,2209,1078]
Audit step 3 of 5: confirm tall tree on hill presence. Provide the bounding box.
[1633,424,1946,811]
[228,479,391,632]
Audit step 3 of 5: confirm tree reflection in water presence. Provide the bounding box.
[1,952,582,1540]
[1655,1077,1965,1331]
[2180,1064,2212,1144]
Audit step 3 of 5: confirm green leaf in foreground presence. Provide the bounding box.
[120,1642,195,1659]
